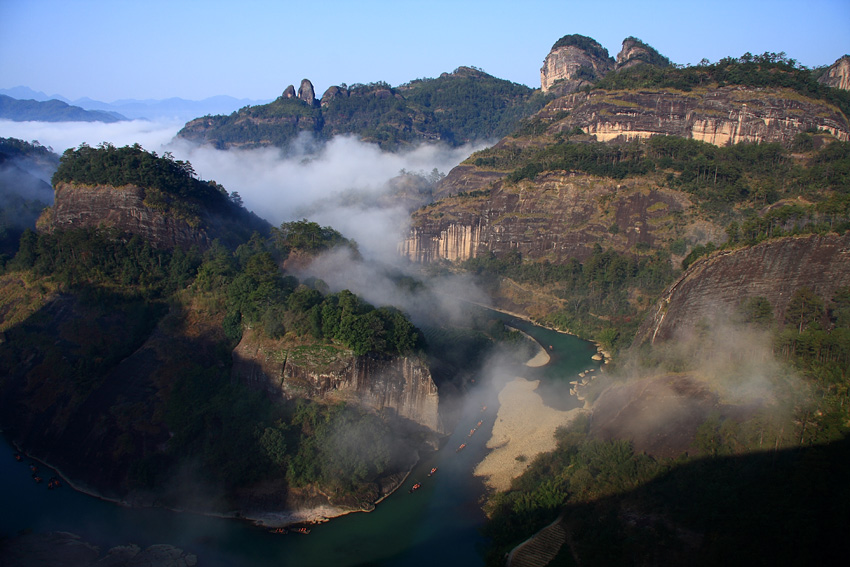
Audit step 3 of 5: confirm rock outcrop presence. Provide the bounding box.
[320,85,348,106]
[615,37,671,70]
[541,35,672,93]
[818,55,850,90]
[232,330,443,433]
[540,35,614,93]
[298,79,317,106]
[542,87,850,146]
[403,76,849,266]
[634,234,850,345]
[44,182,212,250]
[40,181,268,250]
[402,171,698,264]
[282,84,296,98]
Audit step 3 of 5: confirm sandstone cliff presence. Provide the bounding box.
[297,78,317,106]
[541,86,849,146]
[402,79,849,265]
[817,55,850,91]
[615,37,671,71]
[41,181,268,250]
[44,182,212,249]
[401,172,694,264]
[634,234,850,345]
[540,35,614,93]
[541,35,671,93]
[232,329,443,434]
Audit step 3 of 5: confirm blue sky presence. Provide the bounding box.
[1,0,848,102]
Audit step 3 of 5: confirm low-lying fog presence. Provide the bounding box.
[1,118,486,262]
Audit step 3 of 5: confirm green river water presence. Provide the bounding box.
[1,313,599,566]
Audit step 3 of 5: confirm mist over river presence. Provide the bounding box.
[1,313,599,566]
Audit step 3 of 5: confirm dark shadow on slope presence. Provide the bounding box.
[0,286,229,501]
[509,435,850,567]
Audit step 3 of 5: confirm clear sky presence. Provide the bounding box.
[1,0,848,102]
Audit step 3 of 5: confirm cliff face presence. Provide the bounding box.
[634,234,850,345]
[402,172,694,264]
[45,182,211,249]
[542,87,849,145]
[232,330,443,433]
[818,55,850,91]
[541,36,671,93]
[540,44,614,93]
[615,37,670,71]
[401,81,849,265]
[41,181,268,250]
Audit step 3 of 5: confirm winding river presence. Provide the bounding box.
[1,313,599,566]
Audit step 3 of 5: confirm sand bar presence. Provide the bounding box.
[474,377,583,492]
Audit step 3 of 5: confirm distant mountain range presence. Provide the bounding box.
[0,86,271,122]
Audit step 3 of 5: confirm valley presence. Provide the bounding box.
[2,28,849,567]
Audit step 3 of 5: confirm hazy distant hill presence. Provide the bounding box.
[0,87,271,122]
[72,95,273,122]
[0,94,125,123]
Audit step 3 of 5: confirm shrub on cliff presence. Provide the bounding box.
[594,52,850,117]
[551,34,612,63]
[52,143,235,223]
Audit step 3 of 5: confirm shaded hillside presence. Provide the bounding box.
[178,67,548,151]
[0,211,450,515]
[497,434,850,567]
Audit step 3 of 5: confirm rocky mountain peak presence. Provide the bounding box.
[615,36,671,71]
[540,34,614,93]
[298,79,316,106]
[282,84,296,98]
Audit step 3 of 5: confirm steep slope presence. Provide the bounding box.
[41,144,270,250]
[401,171,693,264]
[540,35,671,94]
[817,54,850,90]
[402,52,850,266]
[635,233,850,345]
[233,328,442,433]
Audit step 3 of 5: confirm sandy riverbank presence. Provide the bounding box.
[522,332,551,368]
[473,377,584,492]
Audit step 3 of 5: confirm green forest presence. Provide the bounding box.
[593,51,850,117]
[179,69,551,151]
[0,142,437,503]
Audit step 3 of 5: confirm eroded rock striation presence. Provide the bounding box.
[540,35,614,93]
[634,234,850,345]
[402,172,695,264]
[543,87,850,146]
[615,37,671,71]
[232,329,443,433]
[40,181,268,250]
[818,55,850,91]
[541,35,671,93]
[298,78,317,106]
[44,182,211,249]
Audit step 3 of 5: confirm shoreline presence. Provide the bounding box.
[5,436,415,530]
[458,298,612,364]
[4,302,608,533]
[472,377,586,493]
